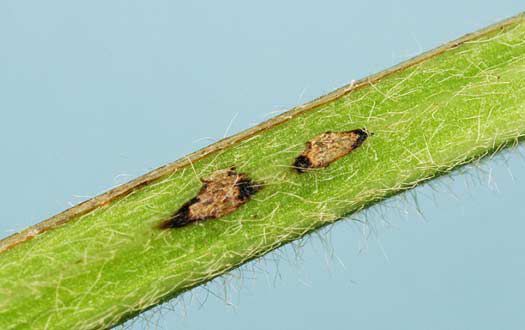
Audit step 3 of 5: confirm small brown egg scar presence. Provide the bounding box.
[293,129,370,173]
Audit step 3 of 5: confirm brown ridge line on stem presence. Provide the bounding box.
[0,13,522,254]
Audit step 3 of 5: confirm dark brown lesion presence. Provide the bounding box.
[159,167,261,229]
[293,129,370,173]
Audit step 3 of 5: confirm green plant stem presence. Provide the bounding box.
[1,14,525,330]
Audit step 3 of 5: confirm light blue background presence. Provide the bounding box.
[1,2,524,329]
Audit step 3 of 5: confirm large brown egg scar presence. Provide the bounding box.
[159,168,261,229]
